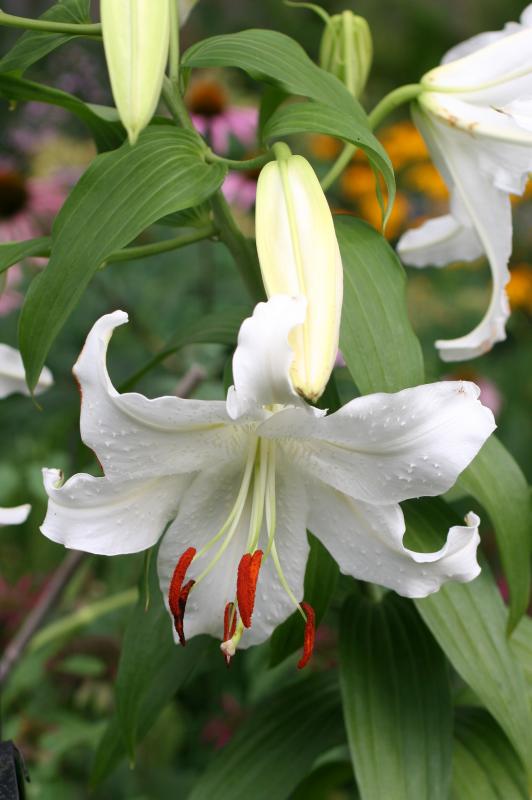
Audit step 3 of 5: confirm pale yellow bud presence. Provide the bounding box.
[256,147,343,402]
[320,11,373,98]
[101,0,171,144]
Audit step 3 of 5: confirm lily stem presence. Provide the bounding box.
[26,226,218,266]
[168,0,180,85]
[103,225,218,265]
[205,150,274,172]
[0,11,102,36]
[321,83,424,191]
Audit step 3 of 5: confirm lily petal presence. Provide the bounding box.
[158,451,309,647]
[260,381,495,505]
[397,213,483,268]
[0,344,53,399]
[226,296,314,420]
[158,459,252,642]
[0,504,31,526]
[399,107,516,360]
[424,27,532,104]
[74,311,246,481]
[307,479,480,598]
[41,468,189,555]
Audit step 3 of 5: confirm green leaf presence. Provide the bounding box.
[0,237,51,275]
[457,436,531,632]
[336,215,424,394]
[182,29,394,207]
[340,592,453,800]
[452,708,528,800]
[511,615,532,692]
[114,555,205,762]
[269,534,339,667]
[291,760,356,800]
[119,306,250,392]
[405,498,532,775]
[263,100,394,221]
[0,74,124,151]
[188,674,343,800]
[0,0,92,75]
[19,126,226,392]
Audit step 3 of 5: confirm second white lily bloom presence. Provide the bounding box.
[256,148,343,402]
[397,5,532,361]
[41,298,494,662]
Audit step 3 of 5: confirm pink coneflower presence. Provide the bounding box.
[186,78,258,155]
[0,164,67,316]
[222,171,258,211]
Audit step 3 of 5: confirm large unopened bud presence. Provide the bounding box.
[255,145,343,402]
[101,0,171,144]
[320,11,373,98]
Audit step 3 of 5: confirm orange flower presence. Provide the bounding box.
[358,191,411,240]
[506,264,532,312]
[340,163,376,201]
[402,162,449,201]
[307,134,343,161]
[379,121,428,170]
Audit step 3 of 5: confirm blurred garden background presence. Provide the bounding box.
[0,1,530,798]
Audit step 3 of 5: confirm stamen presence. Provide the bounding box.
[223,602,237,641]
[297,602,316,670]
[222,602,238,666]
[168,547,196,645]
[237,550,263,628]
[221,619,244,666]
[174,579,195,647]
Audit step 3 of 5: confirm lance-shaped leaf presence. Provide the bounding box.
[0,74,124,152]
[0,0,92,75]
[405,498,532,776]
[188,674,343,800]
[19,127,226,392]
[457,435,531,631]
[336,216,424,394]
[452,708,528,800]
[182,29,394,208]
[340,592,453,800]
[114,558,207,762]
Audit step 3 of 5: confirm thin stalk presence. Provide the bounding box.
[321,83,423,191]
[104,225,217,265]
[206,150,274,172]
[0,11,101,36]
[29,589,138,652]
[210,192,265,301]
[168,0,180,84]
[21,225,217,267]
[162,76,195,130]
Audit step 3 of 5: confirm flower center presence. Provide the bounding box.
[186,79,228,117]
[0,170,29,220]
[168,435,315,667]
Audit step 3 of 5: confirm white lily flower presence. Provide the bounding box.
[0,343,53,399]
[0,504,31,526]
[41,298,494,664]
[256,149,343,402]
[397,5,532,361]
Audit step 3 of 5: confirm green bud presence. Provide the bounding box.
[319,11,373,98]
[101,0,171,145]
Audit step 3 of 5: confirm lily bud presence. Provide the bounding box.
[255,145,343,402]
[320,11,373,98]
[101,0,171,144]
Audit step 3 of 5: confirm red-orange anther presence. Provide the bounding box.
[168,547,196,646]
[297,602,315,669]
[223,602,237,641]
[237,550,263,628]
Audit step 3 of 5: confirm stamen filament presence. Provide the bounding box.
[270,540,306,622]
